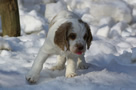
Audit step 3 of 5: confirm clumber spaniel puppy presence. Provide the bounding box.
[26,10,93,83]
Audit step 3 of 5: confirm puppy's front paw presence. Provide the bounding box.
[66,73,77,78]
[51,65,65,71]
[26,72,40,84]
[78,63,90,69]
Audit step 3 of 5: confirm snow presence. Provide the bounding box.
[65,0,132,24]
[0,37,11,52]
[45,1,68,22]
[96,26,110,37]
[109,21,129,38]
[0,0,136,90]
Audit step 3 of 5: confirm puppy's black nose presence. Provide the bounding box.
[78,46,84,50]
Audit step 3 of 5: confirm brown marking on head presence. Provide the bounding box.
[78,19,93,49]
[54,22,72,51]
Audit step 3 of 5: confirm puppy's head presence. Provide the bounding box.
[54,19,93,55]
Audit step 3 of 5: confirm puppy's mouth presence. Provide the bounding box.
[74,50,85,55]
[71,46,86,55]
[76,51,83,55]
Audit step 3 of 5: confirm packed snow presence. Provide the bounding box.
[0,0,136,90]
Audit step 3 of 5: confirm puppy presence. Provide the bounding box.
[26,10,93,83]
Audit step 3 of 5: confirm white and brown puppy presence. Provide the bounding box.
[26,10,93,83]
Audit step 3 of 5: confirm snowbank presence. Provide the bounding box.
[0,37,11,52]
[64,0,132,24]
[18,0,49,35]
[45,1,68,23]
[20,10,48,34]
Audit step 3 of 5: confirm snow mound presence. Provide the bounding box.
[96,26,110,37]
[0,37,11,51]
[20,10,47,34]
[109,21,129,38]
[45,1,68,23]
[65,0,132,24]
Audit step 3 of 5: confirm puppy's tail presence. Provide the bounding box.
[45,0,69,23]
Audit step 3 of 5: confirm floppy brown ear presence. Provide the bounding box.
[54,22,72,51]
[85,23,93,49]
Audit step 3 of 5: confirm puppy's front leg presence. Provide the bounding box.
[26,46,49,83]
[66,57,78,78]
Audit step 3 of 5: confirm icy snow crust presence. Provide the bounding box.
[0,0,136,90]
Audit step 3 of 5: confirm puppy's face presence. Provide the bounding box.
[54,19,93,55]
[68,22,87,55]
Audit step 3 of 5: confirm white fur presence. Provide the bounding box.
[26,10,90,83]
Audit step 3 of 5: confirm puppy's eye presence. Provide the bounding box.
[69,33,76,40]
[84,34,87,40]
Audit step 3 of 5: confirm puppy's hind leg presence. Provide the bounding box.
[77,54,90,69]
[51,55,66,71]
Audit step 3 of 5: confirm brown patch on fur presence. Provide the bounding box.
[78,19,93,49]
[54,22,72,51]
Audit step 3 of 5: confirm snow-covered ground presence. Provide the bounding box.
[0,0,136,90]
